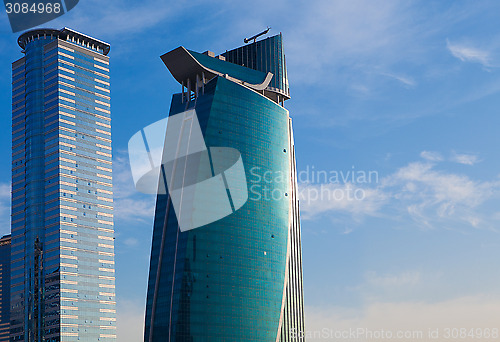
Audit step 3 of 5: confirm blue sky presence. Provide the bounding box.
[1,1,500,340]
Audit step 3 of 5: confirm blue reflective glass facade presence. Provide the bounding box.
[11,28,115,342]
[222,34,290,102]
[145,34,304,342]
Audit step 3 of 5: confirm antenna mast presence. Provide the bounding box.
[244,27,271,44]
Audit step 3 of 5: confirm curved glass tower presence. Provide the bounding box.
[145,34,304,341]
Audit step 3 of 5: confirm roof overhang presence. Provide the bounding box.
[160,46,272,92]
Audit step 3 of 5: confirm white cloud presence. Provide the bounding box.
[0,183,10,200]
[446,39,492,67]
[114,197,156,223]
[389,162,483,205]
[299,153,500,230]
[113,153,156,223]
[0,183,10,236]
[420,151,443,162]
[304,295,500,342]
[123,237,139,247]
[298,182,387,220]
[395,162,492,205]
[379,72,416,87]
[384,161,498,227]
[450,152,480,165]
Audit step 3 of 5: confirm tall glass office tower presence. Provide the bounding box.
[11,28,115,341]
[145,33,305,341]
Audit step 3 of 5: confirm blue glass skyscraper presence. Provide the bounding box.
[145,33,305,341]
[12,28,116,341]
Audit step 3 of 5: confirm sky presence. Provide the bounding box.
[1,1,500,341]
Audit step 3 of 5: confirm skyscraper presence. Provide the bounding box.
[12,28,115,341]
[144,33,305,341]
[0,235,11,342]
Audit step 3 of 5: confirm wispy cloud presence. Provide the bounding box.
[299,152,500,230]
[420,151,443,162]
[446,39,492,67]
[422,150,480,165]
[0,183,10,236]
[271,1,500,130]
[450,152,480,165]
[379,71,416,87]
[47,0,192,39]
[299,182,387,220]
[0,183,10,201]
[384,161,498,228]
[113,152,156,223]
[389,162,482,205]
[285,0,418,85]
[123,237,139,247]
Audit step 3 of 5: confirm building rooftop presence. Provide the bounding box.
[18,27,110,55]
[160,46,272,93]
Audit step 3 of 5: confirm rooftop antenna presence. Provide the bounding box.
[244,27,271,44]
